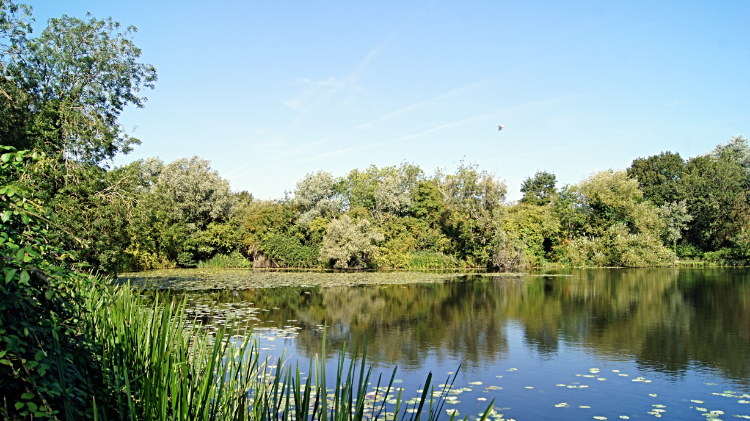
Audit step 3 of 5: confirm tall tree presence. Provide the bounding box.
[1,11,156,165]
[520,170,557,206]
[627,151,685,207]
[682,153,749,251]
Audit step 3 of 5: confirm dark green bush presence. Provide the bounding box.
[260,233,319,268]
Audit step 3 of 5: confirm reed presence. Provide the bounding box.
[84,283,494,421]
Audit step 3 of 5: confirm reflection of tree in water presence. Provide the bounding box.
[170,268,750,382]
[291,281,510,370]
[507,269,750,382]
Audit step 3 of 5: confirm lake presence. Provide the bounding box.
[122,268,750,421]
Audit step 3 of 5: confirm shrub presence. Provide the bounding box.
[260,233,319,268]
[197,251,253,268]
[319,215,384,268]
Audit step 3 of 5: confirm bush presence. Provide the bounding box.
[564,223,674,267]
[260,233,319,268]
[676,243,703,259]
[319,215,384,268]
[197,251,253,268]
[0,148,100,419]
[703,248,733,263]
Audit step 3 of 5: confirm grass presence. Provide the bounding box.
[84,282,494,421]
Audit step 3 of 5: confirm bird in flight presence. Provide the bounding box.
[498,125,505,131]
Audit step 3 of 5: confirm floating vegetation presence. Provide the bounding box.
[554,403,569,408]
[119,269,477,290]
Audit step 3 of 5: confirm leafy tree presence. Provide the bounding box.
[562,170,672,266]
[708,135,750,178]
[575,170,662,237]
[552,184,587,240]
[627,151,685,207]
[373,172,413,217]
[339,163,423,217]
[1,12,156,165]
[151,156,234,229]
[434,162,506,265]
[659,200,692,250]
[520,170,557,206]
[294,171,341,228]
[503,203,560,264]
[319,214,384,268]
[681,153,749,251]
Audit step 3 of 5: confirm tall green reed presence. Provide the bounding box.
[84,284,493,421]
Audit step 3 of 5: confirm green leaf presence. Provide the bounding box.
[26,402,38,412]
[19,270,30,285]
[0,210,11,222]
[21,392,34,400]
[35,351,45,361]
[15,402,24,410]
[0,359,11,365]
[5,269,17,284]
[45,290,53,300]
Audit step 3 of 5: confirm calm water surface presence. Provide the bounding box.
[142,268,750,421]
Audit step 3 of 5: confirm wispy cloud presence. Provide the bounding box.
[399,93,581,141]
[353,77,497,130]
[285,1,436,122]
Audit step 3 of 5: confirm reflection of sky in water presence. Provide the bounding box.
[167,268,750,421]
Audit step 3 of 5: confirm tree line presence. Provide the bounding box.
[2,0,749,274]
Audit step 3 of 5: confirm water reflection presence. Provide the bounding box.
[165,268,750,385]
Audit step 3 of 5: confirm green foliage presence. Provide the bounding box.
[659,200,693,249]
[20,157,139,274]
[406,251,459,269]
[564,223,674,267]
[320,215,384,268]
[558,170,673,267]
[490,229,528,270]
[151,156,234,229]
[576,170,663,237]
[682,153,750,251]
[259,233,319,268]
[197,251,253,268]
[627,151,685,207]
[675,243,703,259]
[339,163,423,219]
[708,135,750,179]
[503,203,560,265]
[520,170,557,206]
[0,147,99,419]
[1,12,156,165]
[433,162,507,265]
[295,171,342,229]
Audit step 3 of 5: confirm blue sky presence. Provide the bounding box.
[31,0,750,200]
